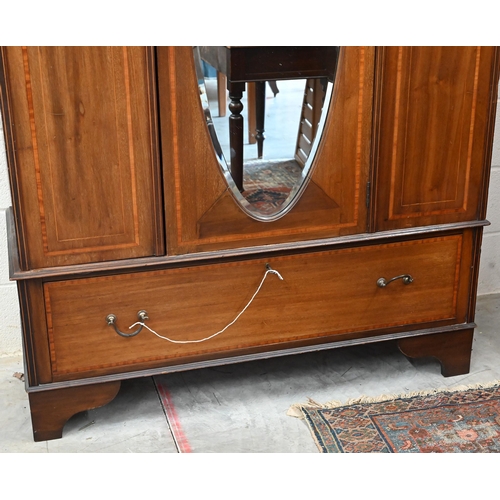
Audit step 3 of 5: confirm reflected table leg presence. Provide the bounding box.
[228,82,245,191]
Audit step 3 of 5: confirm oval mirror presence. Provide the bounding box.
[194,46,339,221]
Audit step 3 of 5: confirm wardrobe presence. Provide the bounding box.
[0,46,498,441]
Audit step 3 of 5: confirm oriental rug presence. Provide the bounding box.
[288,381,500,453]
[242,159,302,215]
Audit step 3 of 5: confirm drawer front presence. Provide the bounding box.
[44,234,470,380]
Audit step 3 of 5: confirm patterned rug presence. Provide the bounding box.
[242,159,302,215]
[288,382,500,453]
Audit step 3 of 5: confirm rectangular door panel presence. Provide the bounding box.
[1,46,163,269]
[374,46,499,230]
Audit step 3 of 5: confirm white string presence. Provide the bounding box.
[128,267,284,344]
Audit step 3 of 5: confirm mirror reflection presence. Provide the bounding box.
[194,46,339,220]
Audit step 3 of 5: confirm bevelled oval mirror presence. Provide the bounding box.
[194,46,340,221]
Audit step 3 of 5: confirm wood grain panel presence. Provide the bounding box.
[374,46,499,230]
[44,234,470,380]
[157,47,373,255]
[1,46,163,269]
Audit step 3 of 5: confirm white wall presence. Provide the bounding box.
[0,112,23,356]
[478,87,500,295]
[1,87,500,356]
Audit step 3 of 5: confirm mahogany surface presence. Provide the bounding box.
[28,381,121,442]
[374,46,499,231]
[43,233,471,381]
[1,46,498,441]
[158,46,373,255]
[398,329,475,377]
[0,46,163,270]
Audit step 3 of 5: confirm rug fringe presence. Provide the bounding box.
[287,379,500,419]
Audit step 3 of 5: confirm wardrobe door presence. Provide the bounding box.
[158,46,374,256]
[374,46,499,231]
[0,46,163,270]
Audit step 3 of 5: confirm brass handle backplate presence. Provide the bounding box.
[377,274,414,288]
[106,310,149,338]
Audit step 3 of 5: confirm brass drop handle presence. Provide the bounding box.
[106,310,149,338]
[377,274,414,288]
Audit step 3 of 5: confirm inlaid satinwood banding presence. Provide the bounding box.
[22,47,143,255]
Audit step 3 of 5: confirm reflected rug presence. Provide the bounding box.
[242,159,302,214]
[287,382,500,453]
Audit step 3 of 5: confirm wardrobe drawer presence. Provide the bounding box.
[44,234,470,380]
